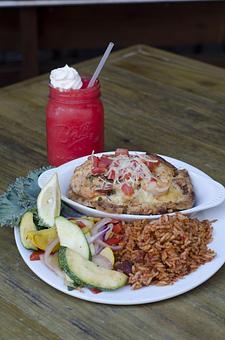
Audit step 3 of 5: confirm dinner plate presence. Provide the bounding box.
[14,200,225,305]
[38,152,225,221]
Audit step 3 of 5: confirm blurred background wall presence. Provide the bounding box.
[0,1,225,87]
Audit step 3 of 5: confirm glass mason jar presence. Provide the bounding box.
[46,77,104,166]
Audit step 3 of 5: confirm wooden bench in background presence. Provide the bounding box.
[0,1,225,86]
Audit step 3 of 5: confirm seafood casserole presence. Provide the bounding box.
[68,149,195,215]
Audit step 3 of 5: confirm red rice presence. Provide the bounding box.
[114,214,216,289]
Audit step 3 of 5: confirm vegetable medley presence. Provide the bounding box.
[20,174,127,292]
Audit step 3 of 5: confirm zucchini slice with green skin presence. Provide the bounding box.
[58,247,128,291]
[20,212,38,250]
[55,216,91,260]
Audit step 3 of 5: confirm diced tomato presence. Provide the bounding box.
[150,178,157,183]
[146,160,160,171]
[115,148,129,156]
[111,219,120,223]
[76,220,86,228]
[105,237,121,245]
[92,167,106,175]
[123,172,131,180]
[121,183,134,196]
[92,156,100,167]
[112,223,122,234]
[98,156,112,168]
[30,251,43,261]
[89,288,102,294]
[107,169,115,180]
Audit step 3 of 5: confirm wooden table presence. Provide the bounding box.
[1,45,225,339]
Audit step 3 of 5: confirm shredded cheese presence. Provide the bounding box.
[91,153,170,198]
[105,155,155,186]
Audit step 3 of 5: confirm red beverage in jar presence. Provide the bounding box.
[46,77,104,166]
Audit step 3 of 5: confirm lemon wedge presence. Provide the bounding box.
[99,247,115,266]
[37,173,61,227]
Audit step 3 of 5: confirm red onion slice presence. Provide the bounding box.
[40,237,65,279]
[92,218,113,235]
[44,237,59,259]
[87,226,110,244]
[103,223,114,240]
[76,218,94,229]
[95,239,122,251]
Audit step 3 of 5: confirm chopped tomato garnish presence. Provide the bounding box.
[69,218,86,228]
[89,288,102,294]
[76,220,86,228]
[111,219,120,223]
[30,251,43,261]
[112,223,122,234]
[107,169,115,180]
[98,156,112,168]
[92,156,100,167]
[92,167,106,175]
[123,172,131,180]
[150,178,157,183]
[115,148,129,156]
[121,183,134,196]
[146,160,160,171]
[105,237,121,245]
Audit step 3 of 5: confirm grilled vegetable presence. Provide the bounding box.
[58,247,127,290]
[20,212,37,250]
[55,216,91,260]
[26,227,59,251]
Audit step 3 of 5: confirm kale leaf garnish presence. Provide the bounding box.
[0,166,51,228]
[0,166,82,228]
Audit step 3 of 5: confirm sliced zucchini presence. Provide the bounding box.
[58,247,128,291]
[19,211,37,250]
[64,274,80,290]
[55,216,91,260]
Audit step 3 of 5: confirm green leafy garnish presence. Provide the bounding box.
[0,166,51,228]
[0,166,82,228]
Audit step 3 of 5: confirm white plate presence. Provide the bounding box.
[14,200,225,305]
[38,152,225,221]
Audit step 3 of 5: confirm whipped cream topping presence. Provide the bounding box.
[50,64,83,90]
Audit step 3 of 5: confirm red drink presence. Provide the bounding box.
[46,78,104,166]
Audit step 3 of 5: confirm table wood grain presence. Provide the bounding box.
[0,45,225,339]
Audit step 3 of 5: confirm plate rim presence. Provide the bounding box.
[38,152,225,220]
[15,152,225,304]
[14,201,225,305]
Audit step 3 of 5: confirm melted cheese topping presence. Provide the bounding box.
[90,153,174,204]
[105,155,157,185]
